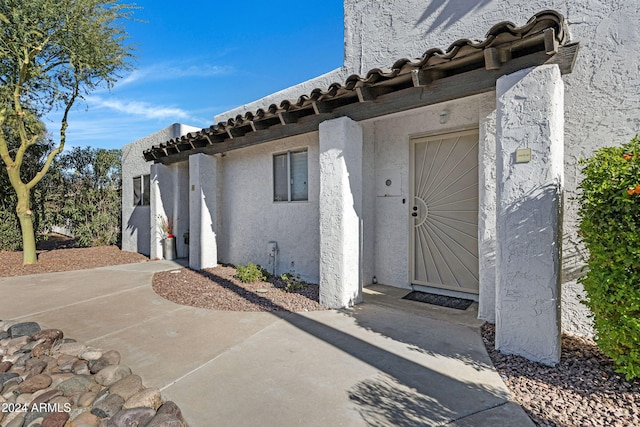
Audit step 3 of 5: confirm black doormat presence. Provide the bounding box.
[402,291,474,310]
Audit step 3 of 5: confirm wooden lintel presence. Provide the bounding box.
[152,44,580,165]
[312,101,331,114]
[356,86,376,102]
[411,69,429,86]
[278,112,297,125]
[544,28,559,55]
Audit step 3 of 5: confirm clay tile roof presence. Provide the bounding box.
[144,10,576,163]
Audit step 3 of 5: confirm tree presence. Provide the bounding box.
[0,0,134,264]
[53,147,122,247]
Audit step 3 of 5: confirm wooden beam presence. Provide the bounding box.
[544,28,559,55]
[312,101,331,114]
[155,44,579,164]
[278,112,297,125]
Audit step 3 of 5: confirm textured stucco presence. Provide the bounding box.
[319,117,364,308]
[122,124,199,256]
[189,154,218,270]
[495,65,564,365]
[217,133,321,283]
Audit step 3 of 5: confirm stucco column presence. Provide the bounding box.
[319,116,363,308]
[189,153,218,270]
[149,163,171,260]
[495,65,564,366]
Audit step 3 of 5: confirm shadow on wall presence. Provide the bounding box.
[126,206,150,256]
[416,0,493,32]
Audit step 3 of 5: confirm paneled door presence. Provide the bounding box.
[410,130,479,294]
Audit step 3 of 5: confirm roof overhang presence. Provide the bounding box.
[145,10,578,164]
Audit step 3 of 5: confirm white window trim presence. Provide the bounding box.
[273,148,308,203]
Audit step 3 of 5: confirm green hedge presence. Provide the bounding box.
[578,135,640,380]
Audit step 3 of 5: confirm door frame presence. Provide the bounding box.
[408,128,480,295]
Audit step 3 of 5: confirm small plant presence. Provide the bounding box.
[577,135,640,380]
[157,215,174,238]
[280,271,306,293]
[235,262,268,283]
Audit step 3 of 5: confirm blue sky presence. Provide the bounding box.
[44,0,345,150]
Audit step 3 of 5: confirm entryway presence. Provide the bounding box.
[409,129,479,295]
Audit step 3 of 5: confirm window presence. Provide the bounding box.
[133,174,150,206]
[273,149,308,202]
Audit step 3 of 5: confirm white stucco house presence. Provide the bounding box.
[122,2,639,366]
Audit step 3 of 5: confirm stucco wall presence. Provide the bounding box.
[340,0,639,337]
[122,123,200,255]
[217,133,321,283]
[363,94,492,291]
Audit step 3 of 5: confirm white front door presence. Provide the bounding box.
[410,130,479,294]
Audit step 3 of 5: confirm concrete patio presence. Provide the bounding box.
[0,260,533,426]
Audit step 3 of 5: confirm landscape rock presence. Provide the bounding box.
[0,361,12,373]
[144,413,184,427]
[79,348,103,362]
[91,393,125,419]
[70,410,100,426]
[157,401,185,424]
[31,329,64,342]
[57,375,94,396]
[107,407,156,427]
[42,411,70,427]
[95,365,131,387]
[123,388,162,410]
[89,351,121,374]
[8,322,41,338]
[56,342,86,358]
[19,373,53,393]
[108,374,143,401]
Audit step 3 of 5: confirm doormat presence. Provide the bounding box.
[402,291,474,310]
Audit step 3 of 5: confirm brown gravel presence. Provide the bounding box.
[152,264,327,312]
[482,323,640,427]
[0,238,148,277]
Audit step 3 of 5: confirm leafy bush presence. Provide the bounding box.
[280,272,306,293]
[577,135,640,380]
[0,210,23,251]
[235,263,268,283]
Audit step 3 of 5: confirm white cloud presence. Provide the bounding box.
[92,97,190,121]
[118,62,233,87]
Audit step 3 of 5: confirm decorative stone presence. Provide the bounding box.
[57,354,78,371]
[16,392,33,405]
[91,393,125,419]
[26,359,48,376]
[108,375,143,401]
[5,414,25,427]
[41,411,70,427]
[56,342,86,358]
[0,361,12,373]
[24,411,47,427]
[107,407,156,427]
[70,410,100,426]
[89,351,120,374]
[8,322,40,338]
[77,391,98,407]
[31,389,63,406]
[7,335,30,350]
[50,373,75,388]
[0,372,20,387]
[144,413,184,427]
[79,348,103,362]
[95,365,131,387]
[122,388,162,410]
[26,416,45,427]
[157,401,185,424]
[56,375,93,396]
[72,360,90,375]
[19,373,52,393]
[31,329,64,342]
[32,340,54,358]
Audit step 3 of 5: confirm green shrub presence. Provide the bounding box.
[280,272,306,293]
[0,210,22,251]
[577,135,640,380]
[235,263,267,283]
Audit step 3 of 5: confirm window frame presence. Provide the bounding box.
[133,174,150,206]
[273,148,308,203]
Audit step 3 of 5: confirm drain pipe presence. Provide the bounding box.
[267,241,278,276]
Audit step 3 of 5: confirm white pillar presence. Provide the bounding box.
[149,163,171,260]
[495,65,564,366]
[189,153,218,270]
[319,116,363,309]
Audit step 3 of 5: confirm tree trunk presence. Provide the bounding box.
[16,186,37,265]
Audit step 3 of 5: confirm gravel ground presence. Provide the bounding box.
[0,237,148,277]
[482,323,640,427]
[152,265,327,312]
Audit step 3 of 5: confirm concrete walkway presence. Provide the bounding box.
[0,261,533,426]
